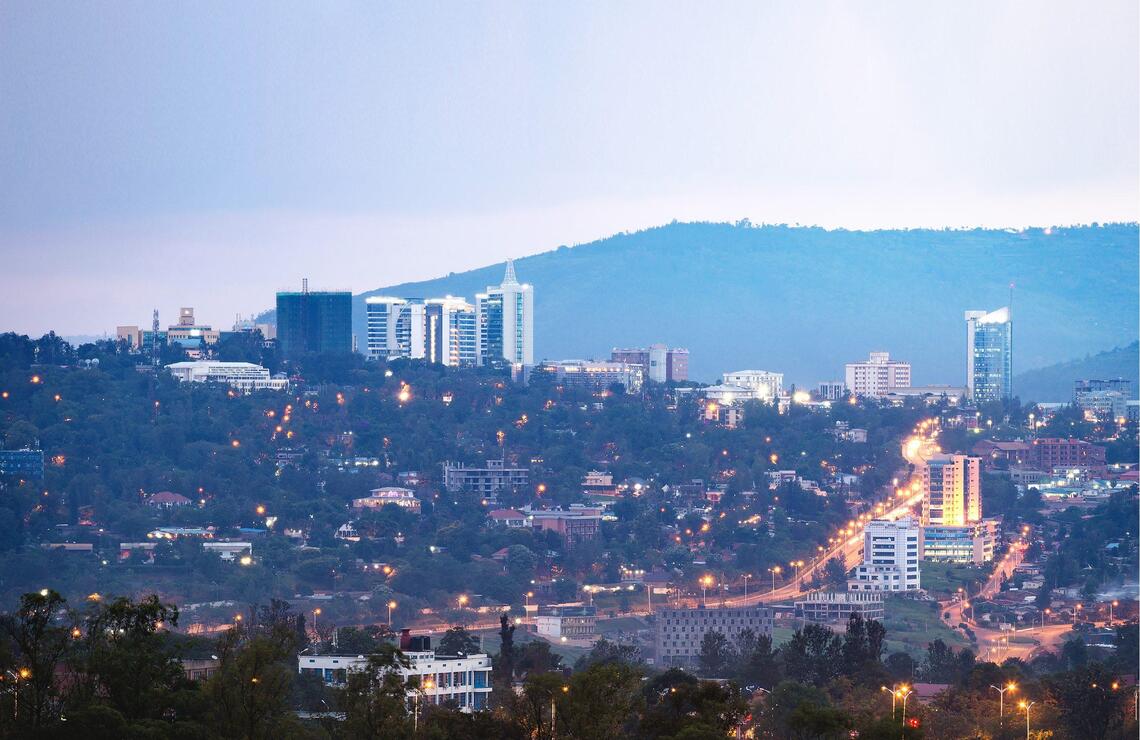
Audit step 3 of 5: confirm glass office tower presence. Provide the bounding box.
[965,307,1012,403]
[276,289,352,358]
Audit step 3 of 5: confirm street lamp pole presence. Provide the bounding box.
[1020,700,1036,740]
[899,687,914,728]
[990,683,1016,727]
[742,574,751,601]
[388,600,397,625]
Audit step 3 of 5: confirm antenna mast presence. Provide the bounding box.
[151,309,161,366]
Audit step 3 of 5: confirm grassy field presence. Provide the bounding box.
[469,628,591,665]
[880,596,971,657]
[921,562,988,598]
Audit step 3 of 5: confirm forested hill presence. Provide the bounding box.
[1014,342,1139,403]
[270,222,1139,384]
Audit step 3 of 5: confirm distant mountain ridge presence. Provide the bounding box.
[261,222,1138,383]
[1013,342,1139,403]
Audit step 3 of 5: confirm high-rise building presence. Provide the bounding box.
[276,285,352,358]
[365,297,425,361]
[721,370,783,402]
[920,453,982,527]
[610,345,689,383]
[965,307,1012,403]
[475,260,533,367]
[425,297,477,367]
[844,352,911,398]
[848,517,922,592]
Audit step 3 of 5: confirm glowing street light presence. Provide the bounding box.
[768,566,782,593]
[990,683,1017,726]
[897,686,914,727]
[1019,700,1036,739]
[699,575,714,604]
[388,600,397,625]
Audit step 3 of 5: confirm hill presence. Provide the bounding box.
[263,222,1139,383]
[1013,342,1139,403]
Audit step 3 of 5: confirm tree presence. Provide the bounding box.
[733,629,781,688]
[784,624,842,685]
[493,613,516,705]
[640,669,747,740]
[438,626,479,656]
[515,640,562,677]
[559,661,643,740]
[824,557,848,589]
[69,595,182,721]
[574,637,642,671]
[341,645,414,739]
[204,628,301,739]
[1048,664,1130,740]
[698,630,735,677]
[1060,637,1089,670]
[0,589,73,728]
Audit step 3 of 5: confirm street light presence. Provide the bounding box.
[768,566,782,594]
[1110,600,1119,625]
[898,686,914,728]
[742,574,752,601]
[415,677,435,733]
[990,683,1016,727]
[312,608,321,639]
[699,575,714,604]
[1074,603,1082,625]
[549,684,569,739]
[880,686,897,719]
[1019,700,1036,739]
[387,601,397,625]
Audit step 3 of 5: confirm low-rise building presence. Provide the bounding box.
[352,487,422,514]
[1030,438,1107,475]
[817,381,847,401]
[145,491,192,508]
[971,440,1033,467]
[655,606,774,668]
[526,360,645,394]
[794,591,885,624]
[0,449,45,479]
[523,505,604,549]
[721,370,783,402]
[610,345,689,383]
[487,509,527,528]
[165,361,288,392]
[922,520,997,564]
[202,541,253,562]
[535,605,597,641]
[845,352,911,398]
[442,459,529,497]
[298,650,492,712]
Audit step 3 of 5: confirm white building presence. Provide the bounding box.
[352,487,422,514]
[365,297,426,361]
[656,606,773,668]
[721,370,783,402]
[848,517,922,592]
[424,297,478,367]
[795,591,885,624]
[845,352,911,398]
[298,651,493,712]
[527,360,644,393]
[534,605,597,641]
[817,381,847,401]
[165,361,288,392]
[476,260,534,367]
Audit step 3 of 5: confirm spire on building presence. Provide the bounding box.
[502,259,519,286]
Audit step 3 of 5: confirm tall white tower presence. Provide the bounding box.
[476,260,534,366]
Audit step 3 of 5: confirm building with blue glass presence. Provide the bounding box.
[276,287,352,358]
[965,307,1012,403]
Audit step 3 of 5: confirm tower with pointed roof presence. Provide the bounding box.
[476,259,534,367]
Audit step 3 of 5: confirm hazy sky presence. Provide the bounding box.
[2,1,1136,336]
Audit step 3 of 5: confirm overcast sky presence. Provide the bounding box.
[1,1,1136,336]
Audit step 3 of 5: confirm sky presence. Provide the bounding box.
[1,1,1137,336]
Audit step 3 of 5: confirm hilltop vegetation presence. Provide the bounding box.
[1014,341,1139,402]
[259,222,1139,382]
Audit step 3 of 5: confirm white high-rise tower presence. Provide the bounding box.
[476,260,534,367]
